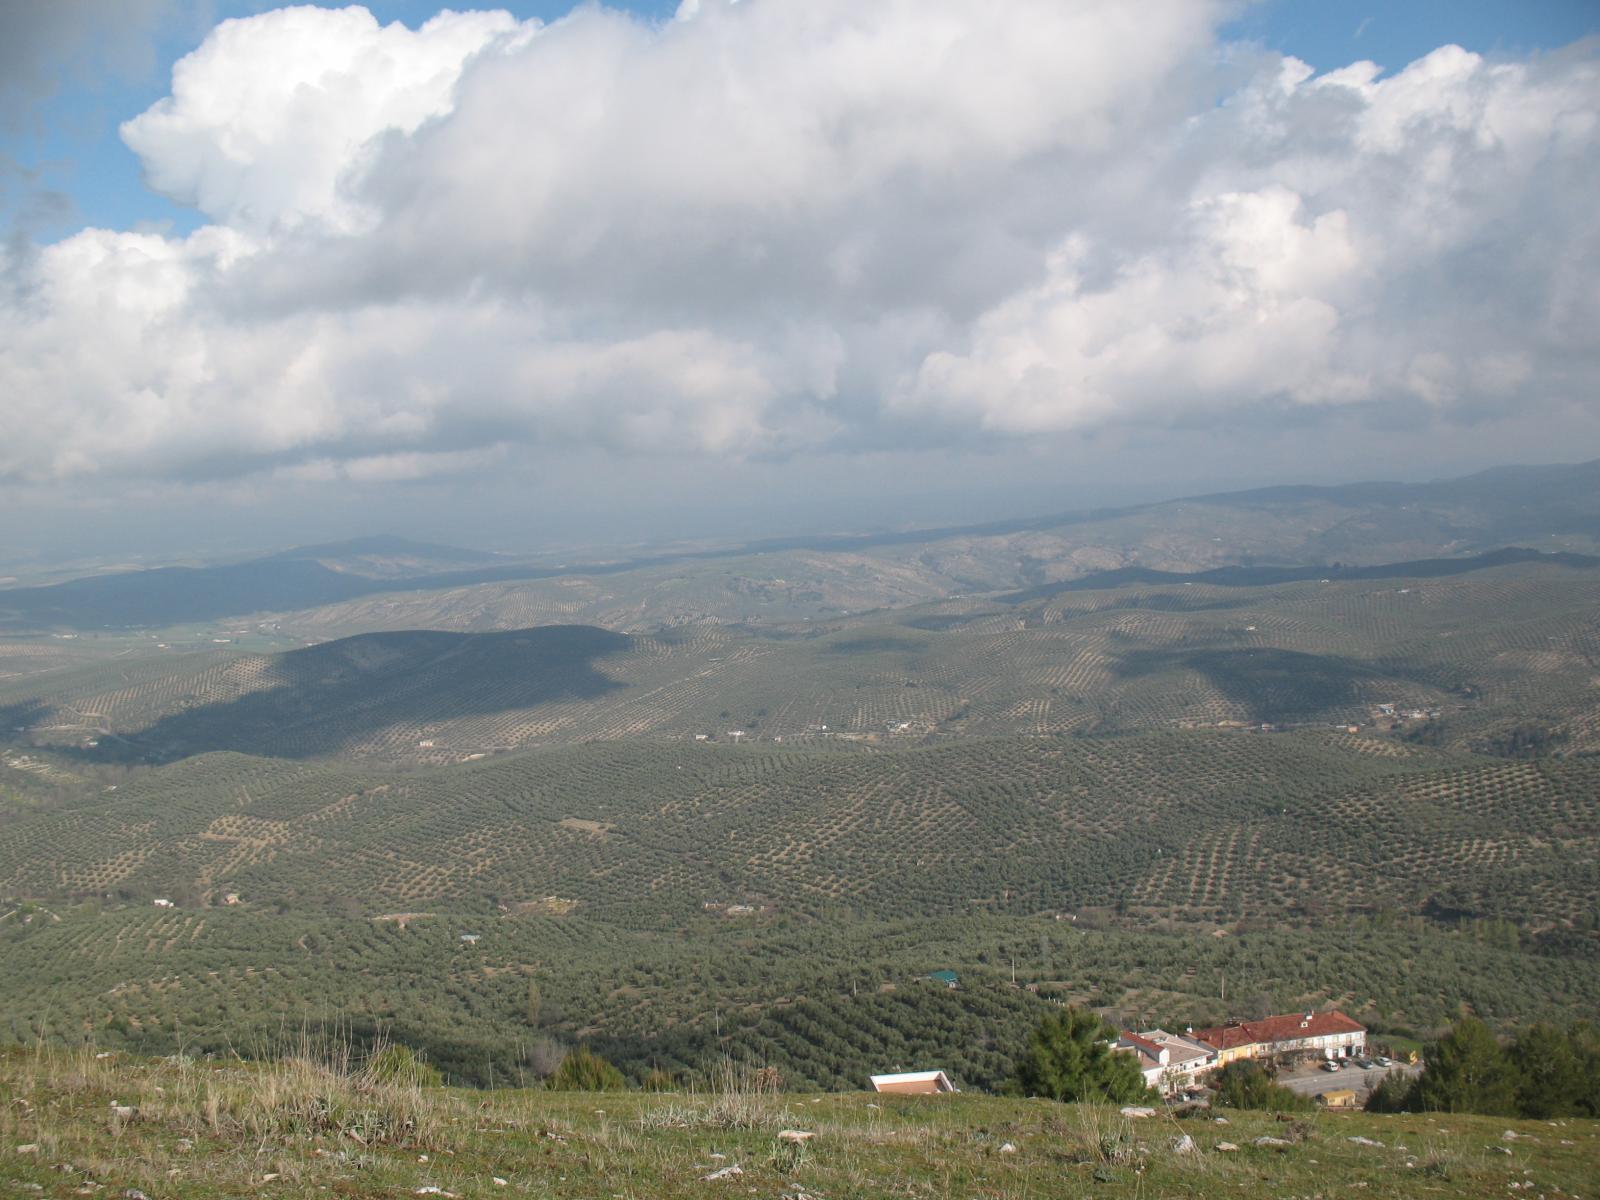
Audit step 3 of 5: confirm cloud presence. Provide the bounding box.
[1,2,1597,489]
[120,5,529,233]
[898,43,1600,432]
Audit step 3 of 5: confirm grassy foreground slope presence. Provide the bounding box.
[3,1048,1598,1200]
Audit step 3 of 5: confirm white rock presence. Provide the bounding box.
[1348,1136,1384,1147]
[492,1178,508,1187]
[1213,1116,1229,1125]
[1172,1134,1196,1154]
[998,1142,1017,1154]
[701,1164,744,1181]
[1120,1106,1157,1119]
[16,1143,40,1153]
[777,1130,815,1143]
[1254,1136,1293,1148]
[1215,1141,1239,1152]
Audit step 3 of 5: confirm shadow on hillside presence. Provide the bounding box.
[73,626,631,764]
[1112,647,1394,722]
[0,700,49,739]
[996,547,1600,606]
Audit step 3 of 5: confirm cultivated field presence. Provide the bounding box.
[1,559,1595,762]
[0,541,1595,1097]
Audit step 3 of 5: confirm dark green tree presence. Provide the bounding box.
[1011,1007,1152,1104]
[1213,1060,1312,1112]
[1412,1017,1517,1115]
[1363,1068,1418,1113]
[1508,1022,1600,1118]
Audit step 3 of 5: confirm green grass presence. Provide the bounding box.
[3,1047,1598,1199]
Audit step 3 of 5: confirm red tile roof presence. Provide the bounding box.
[1193,1010,1364,1052]
[1119,1031,1164,1057]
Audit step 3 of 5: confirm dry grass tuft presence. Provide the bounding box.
[637,1059,792,1132]
[12,1038,452,1151]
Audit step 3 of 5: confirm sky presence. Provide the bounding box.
[1,0,1597,562]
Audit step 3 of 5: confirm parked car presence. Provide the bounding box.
[1321,1060,1342,1072]
[1375,1056,1394,1067]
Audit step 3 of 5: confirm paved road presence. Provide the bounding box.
[1278,1062,1420,1098]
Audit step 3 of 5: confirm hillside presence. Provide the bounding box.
[3,732,1597,928]
[0,483,1596,1102]
[8,1050,1596,1200]
[2,553,1595,761]
[4,459,1598,633]
[2,725,1597,1085]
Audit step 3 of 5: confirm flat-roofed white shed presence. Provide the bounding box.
[868,1070,956,1094]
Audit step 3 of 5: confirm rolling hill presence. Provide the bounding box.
[1,463,1598,1094]
[3,458,1598,632]
[1,551,1594,762]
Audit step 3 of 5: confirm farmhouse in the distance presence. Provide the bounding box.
[1116,1028,1218,1091]
[1191,1010,1367,1065]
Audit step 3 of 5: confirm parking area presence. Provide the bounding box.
[1277,1058,1420,1099]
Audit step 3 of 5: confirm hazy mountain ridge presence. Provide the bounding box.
[3,459,1597,632]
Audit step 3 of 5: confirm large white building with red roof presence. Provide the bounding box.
[1191,1010,1366,1065]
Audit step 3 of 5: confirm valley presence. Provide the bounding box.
[1,463,1597,1093]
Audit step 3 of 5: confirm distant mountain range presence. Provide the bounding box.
[2,458,1597,631]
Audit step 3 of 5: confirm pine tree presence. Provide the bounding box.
[1011,1007,1152,1104]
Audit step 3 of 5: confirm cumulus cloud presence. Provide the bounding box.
[0,0,1597,487]
[120,5,528,232]
[900,44,1600,433]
